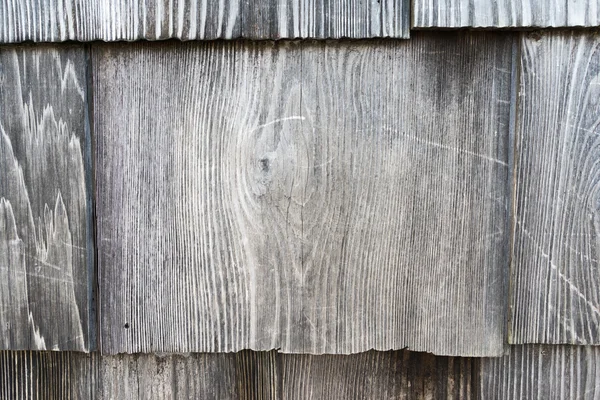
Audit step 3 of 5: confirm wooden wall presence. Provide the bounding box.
[0,0,599,396]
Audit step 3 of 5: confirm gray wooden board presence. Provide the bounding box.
[413,0,600,28]
[0,0,409,43]
[94,33,514,357]
[0,350,474,399]
[479,345,600,400]
[0,44,94,351]
[510,31,600,345]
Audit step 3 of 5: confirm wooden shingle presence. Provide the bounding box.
[94,33,514,356]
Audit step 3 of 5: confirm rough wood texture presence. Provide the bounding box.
[0,0,409,43]
[94,33,514,356]
[480,345,600,399]
[0,45,94,351]
[413,0,600,28]
[0,350,474,399]
[510,31,600,345]
[279,351,474,399]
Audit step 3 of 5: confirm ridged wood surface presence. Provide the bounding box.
[510,31,600,345]
[0,350,474,399]
[94,33,514,356]
[413,0,600,28]
[0,0,409,43]
[0,45,94,351]
[480,345,600,400]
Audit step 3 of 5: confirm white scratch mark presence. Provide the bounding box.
[248,116,306,134]
[518,220,600,317]
[494,66,511,74]
[566,243,599,264]
[399,132,509,167]
[297,157,337,169]
[61,241,87,251]
[18,253,62,271]
[548,303,585,343]
[0,267,75,284]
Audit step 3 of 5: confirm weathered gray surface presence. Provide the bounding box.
[0,45,94,351]
[279,350,474,399]
[510,31,600,345]
[0,0,409,43]
[0,350,474,399]
[480,345,600,399]
[413,0,600,28]
[94,33,514,356]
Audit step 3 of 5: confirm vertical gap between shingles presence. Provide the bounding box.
[83,42,99,353]
[506,32,523,346]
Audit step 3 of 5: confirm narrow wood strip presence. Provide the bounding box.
[413,0,600,28]
[0,0,409,43]
[0,350,474,399]
[0,44,94,351]
[510,31,600,344]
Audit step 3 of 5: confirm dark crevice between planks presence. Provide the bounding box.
[83,43,98,352]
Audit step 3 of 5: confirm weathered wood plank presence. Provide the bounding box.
[0,350,474,399]
[0,45,94,351]
[240,0,407,39]
[510,31,600,345]
[479,345,600,399]
[0,0,409,43]
[413,0,600,28]
[280,351,474,399]
[94,33,514,356]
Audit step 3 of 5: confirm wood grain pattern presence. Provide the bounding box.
[279,350,474,399]
[480,345,600,399]
[510,31,600,345]
[0,0,409,43]
[94,33,514,356]
[413,0,600,28]
[0,350,474,399]
[0,45,94,351]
